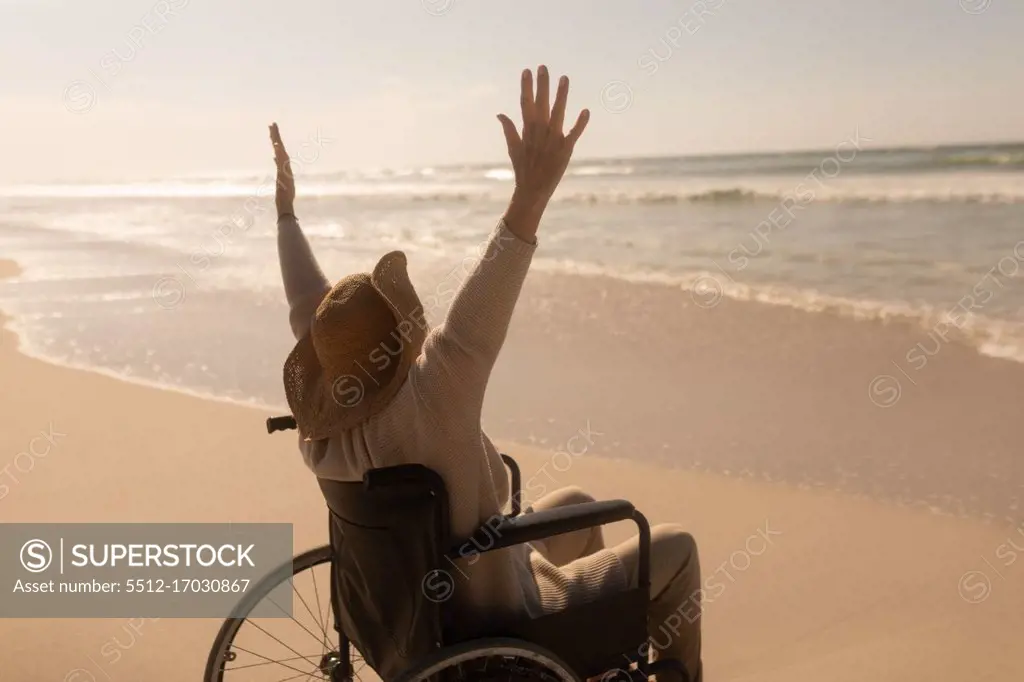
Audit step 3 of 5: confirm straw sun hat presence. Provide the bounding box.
[283,251,426,440]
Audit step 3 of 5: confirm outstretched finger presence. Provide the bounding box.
[519,69,535,126]
[535,65,550,123]
[565,108,591,147]
[270,126,295,189]
[270,123,289,164]
[550,75,569,134]
[497,114,522,159]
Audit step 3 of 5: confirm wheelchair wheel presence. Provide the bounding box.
[393,638,580,682]
[205,544,369,682]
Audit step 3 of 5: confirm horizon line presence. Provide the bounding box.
[7,137,1022,186]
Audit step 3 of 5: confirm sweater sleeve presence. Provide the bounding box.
[411,219,536,431]
[278,214,331,339]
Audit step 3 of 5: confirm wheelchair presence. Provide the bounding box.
[204,415,690,682]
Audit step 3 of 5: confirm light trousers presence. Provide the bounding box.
[527,487,703,682]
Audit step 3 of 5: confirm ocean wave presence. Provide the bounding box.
[553,188,769,204]
[530,258,1024,364]
[569,165,635,177]
[706,283,1024,365]
[555,187,1024,205]
[16,144,1024,194]
[8,182,1024,205]
[939,152,1024,169]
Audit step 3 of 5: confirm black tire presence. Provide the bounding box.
[392,637,580,682]
[205,544,367,682]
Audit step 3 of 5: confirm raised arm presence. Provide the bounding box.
[270,123,331,339]
[413,66,590,429]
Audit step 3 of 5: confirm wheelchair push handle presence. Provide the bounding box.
[268,416,523,513]
[267,415,298,433]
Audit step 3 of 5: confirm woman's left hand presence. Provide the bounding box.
[269,122,295,218]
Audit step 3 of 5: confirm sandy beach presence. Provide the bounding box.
[5,1,1024,678]
[2,257,1023,681]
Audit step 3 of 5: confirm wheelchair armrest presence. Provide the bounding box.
[451,499,651,590]
[500,454,522,517]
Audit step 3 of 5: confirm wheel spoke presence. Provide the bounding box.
[239,620,321,673]
[309,563,329,652]
[274,667,324,682]
[261,593,335,651]
[292,577,331,650]
[223,652,327,671]
[208,549,337,682]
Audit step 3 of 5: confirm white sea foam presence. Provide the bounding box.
[2,315,287,413]
[4,148,1023,373]
[530,257,1024,364]
[5,173,1023,204]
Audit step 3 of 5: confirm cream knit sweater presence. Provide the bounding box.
[278,214,627,627]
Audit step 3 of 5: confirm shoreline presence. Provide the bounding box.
[1,302,1021,529]
[3,257,1020,531]
[4,252,1024,404]
[6,242,1024,370]
[0,307,1012,530]
[4,254,1024,527]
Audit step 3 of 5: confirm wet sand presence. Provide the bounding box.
[484,271,1024,524]
[5,250,1023,524]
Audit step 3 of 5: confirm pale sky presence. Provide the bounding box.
[2,0,1021,182]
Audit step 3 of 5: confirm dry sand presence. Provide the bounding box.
[1,255,1023,680]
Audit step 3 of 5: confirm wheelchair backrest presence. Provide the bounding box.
[317,465,452,681]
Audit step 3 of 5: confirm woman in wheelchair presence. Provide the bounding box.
[270,67,702,682]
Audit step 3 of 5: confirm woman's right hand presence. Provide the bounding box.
[269,122,296,218]
[497,65,590,241]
